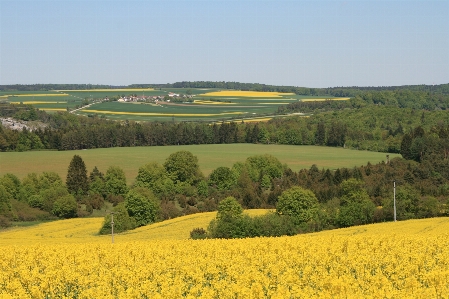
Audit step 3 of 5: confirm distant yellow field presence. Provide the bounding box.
[199,91,295,98]
[193,100,236,105]
[38,108,67,111]
[56,88,154,92]
[241,117,272,123]
[301,97,350,102]
[82,109,245,117]
[0,217,448,298]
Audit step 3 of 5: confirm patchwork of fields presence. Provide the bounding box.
[0,214,448,298]
[2,88,350,121]
[0,144,400,181]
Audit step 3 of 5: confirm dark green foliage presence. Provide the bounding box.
[66,155,89,196]
[52,194,77,218]
[190,227,207,239]
[251,213,297,237]
[0,185,13,218]
[99,202,137,235]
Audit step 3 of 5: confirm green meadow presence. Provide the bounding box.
[0,144,399,182]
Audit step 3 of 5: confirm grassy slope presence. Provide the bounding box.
[0,144,399,181]
[1,210,448,246]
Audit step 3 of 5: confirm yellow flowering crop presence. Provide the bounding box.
[301,97,350,102]
[198,91,295,98]
[0,216,449,298]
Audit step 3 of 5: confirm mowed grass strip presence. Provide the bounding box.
[82,109,245,117]
[0,144,399,182]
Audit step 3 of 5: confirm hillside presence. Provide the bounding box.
[1,211,448,246]
[0,209,270,246]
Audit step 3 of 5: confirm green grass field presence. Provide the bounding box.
[0,144,399,182]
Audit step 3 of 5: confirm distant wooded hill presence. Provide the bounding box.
[2,82,449,96]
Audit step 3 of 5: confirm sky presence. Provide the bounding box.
[0,0,448,88]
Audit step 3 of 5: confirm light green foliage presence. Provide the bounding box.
[197,180,209,197]
[134,162,173,195]
[52,194,77,218]
[340,178,370,206]
[164,151,202,184]
[89,176,106,198]
[17,172,70,216]
[276,186,319,225]
[104,166,128,196]
[125,187,159,227]
[0,174,21,198]
[39,185,70,213]
[209,166,236,191]
[261,174,271,189]
[217,196,243,221]
[245,154,284,183]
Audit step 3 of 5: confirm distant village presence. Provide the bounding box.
[116,92,194,103]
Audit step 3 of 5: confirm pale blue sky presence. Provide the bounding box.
[0,0,448,87]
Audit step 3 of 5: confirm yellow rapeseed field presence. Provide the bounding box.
[1,215,449,298]
[199,91,295,98]
[38,108,67,111]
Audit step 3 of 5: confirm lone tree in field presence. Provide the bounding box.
[66,155,89,196]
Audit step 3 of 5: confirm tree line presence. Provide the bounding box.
[1,103,449,154]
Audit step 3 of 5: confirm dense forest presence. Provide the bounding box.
[1,103,448,153]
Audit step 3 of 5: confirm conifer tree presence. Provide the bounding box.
[66,155,89,196]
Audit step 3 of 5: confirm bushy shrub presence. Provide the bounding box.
[190,227,207,239]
